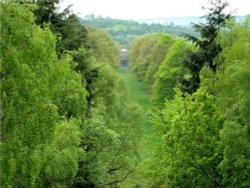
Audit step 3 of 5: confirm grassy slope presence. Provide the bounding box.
[119,68,157,187]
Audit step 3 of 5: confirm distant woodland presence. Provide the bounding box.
[80,15,198,47]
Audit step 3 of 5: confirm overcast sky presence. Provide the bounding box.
[59,0,249,19]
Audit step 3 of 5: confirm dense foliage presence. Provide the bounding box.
[129,0,250,187]
[129,33,166,81]
[1,0,249,187]
[152,89,224,187]
[152,38,196,108]
[0,1,141,187]
[179,0,231,94]
[215,17,250,187]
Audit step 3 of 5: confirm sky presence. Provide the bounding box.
[59,0,249,20]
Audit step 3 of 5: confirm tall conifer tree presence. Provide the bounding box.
[181,0,231,94]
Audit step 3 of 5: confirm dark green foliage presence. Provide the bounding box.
[33,0,60,26]
[32,0,89,55]
[181,0,231,94]
[56,14,88,54]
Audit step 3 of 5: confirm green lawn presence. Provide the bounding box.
[119,68,153,147]
[119,67,158,187]
[119,67,151,110]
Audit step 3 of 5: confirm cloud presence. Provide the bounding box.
[59,0,249,19]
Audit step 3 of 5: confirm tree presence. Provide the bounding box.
[56,14,88,54]
[216,17,250,187]
[152,89,224,187]
[0,2,88,187]
[129,34,164,80]
[86,27,120,70]
[144,34,175,88]
[1,2,58,186]
[152,38,196,108]
[33,0,60,26]
[74,65,142,187]
[181,0,231,94]
[38,120,84,187]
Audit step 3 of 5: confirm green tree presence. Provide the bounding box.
[181,0,231,94]
[87,27,120,70]
[129,33,164,80]
[216,17,250,187]
[144,34,175,88]
[50,55,87,119]
[74,65,142,187]
[152,89,223,187]
[152,38,196,108]
[0,3,88,187]
[33,0,60,26]
[0,2,58,186]
[56,14,88,54]
[38,120,84,187]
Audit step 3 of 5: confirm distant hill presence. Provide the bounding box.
[137,16,245,26]
[80,15,198,47]
[80,15,245,47]
[137,16,205,26]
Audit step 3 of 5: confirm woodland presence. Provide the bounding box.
[80,15,198,47]
[0,0,250,188]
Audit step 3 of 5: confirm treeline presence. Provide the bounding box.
[80,15,198,47]
[0,1,142,187]
[129,1,250,187]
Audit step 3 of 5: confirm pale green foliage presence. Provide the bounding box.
[1,3,58,187]
[152,39,196,108]
[199,66,216,95]
[216,17,250,187]
[129,33,164,80]
[39,120,84,187]
[87,27,120,70]
[83,112,121,185]
[152,89,223,187]
[0,3,87,187]
[144,34,175,87]
[1,1,142,187]
[50,55,87,119]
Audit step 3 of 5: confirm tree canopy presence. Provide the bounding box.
[1,0,249,187]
